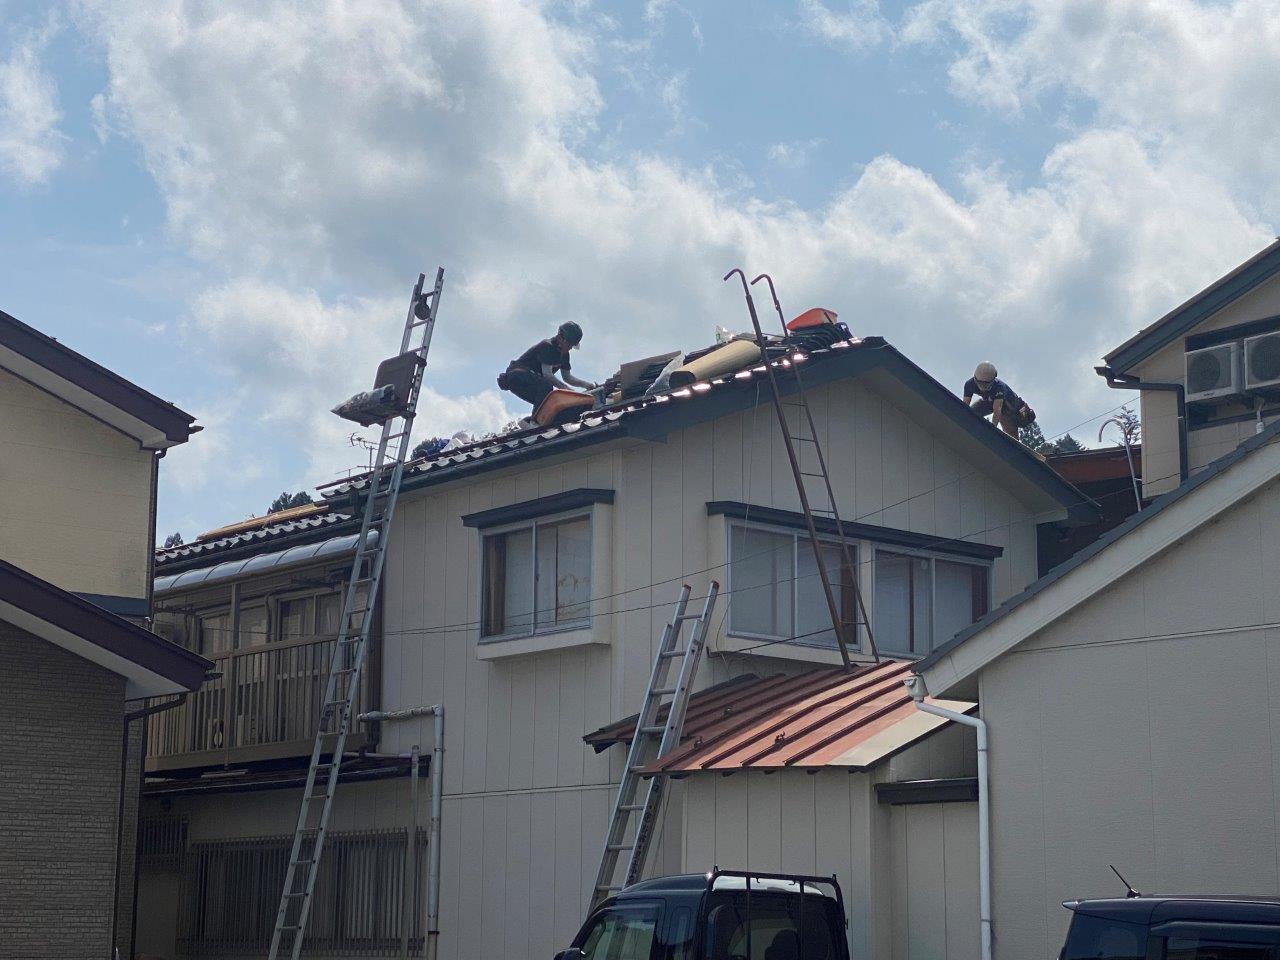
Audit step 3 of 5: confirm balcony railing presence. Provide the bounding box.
[145,634,377,771]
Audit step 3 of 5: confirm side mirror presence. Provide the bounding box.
[554,950,586,960]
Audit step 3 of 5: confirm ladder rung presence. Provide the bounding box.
[283,891,308,898]
[620,803,646,812]
[606,843,635,852]
[597,884,624,893]
[789,435,816,443]
[639,724,666,735]
[658,649,685,659]
[651,687,677,696]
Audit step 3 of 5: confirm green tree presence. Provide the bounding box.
[268,490,315,513]
[1114,405,1140,446]
[162,532,184,548]
[1018,421,1050,453]
[1048,433,1085,454]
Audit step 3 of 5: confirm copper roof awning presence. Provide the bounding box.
[583,661,976,776]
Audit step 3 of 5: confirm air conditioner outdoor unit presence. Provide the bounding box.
[1185,342,1240,402]
[1245,332,1280,390]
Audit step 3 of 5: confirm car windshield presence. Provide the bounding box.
[579,904,659,960]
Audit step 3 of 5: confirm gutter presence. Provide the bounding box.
[1096,366,1188,484]
[905,675,991,960]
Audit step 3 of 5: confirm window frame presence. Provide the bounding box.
[479,508,594,641]
[724,520,858,651]
[872,545,993,658]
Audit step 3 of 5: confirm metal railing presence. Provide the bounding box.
[176,829,426,956]
[145,634,374,769]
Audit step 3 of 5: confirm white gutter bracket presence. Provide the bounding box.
[904,675,992,960]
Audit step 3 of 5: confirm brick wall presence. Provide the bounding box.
[0,623,126,959]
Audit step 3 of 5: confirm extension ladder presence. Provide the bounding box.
[726,269,878,668]
[267,269,444,960]
[590,582,720,909]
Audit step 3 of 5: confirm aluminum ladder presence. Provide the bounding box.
[267,268,444,960]
[725,269,878,668]
[590,582,720,909]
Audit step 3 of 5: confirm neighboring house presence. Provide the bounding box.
[0,309,210,959]
[1100,239,1280,498]
[1038,444,1143,574]
[137,332,1090,959]
[915,245,1280,959]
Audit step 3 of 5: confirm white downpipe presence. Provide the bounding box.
[359,705,445,960]
[904,676,992,960]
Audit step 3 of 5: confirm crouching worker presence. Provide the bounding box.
[964,361,1035,438]
[498,321,597,411]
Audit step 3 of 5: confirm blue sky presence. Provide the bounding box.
[2,0,1276,541]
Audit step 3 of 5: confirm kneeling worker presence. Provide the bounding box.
[963,361,1035,437]
[499,321,597,411]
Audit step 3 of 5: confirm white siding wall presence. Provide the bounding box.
[159,374,1040,958]
[980,475,1280,959]
[0,366,153,599]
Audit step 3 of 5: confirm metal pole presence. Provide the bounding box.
[359,705,444,960]
[401,745,419,960]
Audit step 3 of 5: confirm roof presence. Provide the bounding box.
[1047,444,1142,485]
[0,556,211,697]
[321,336,1095,524]
[583,661,975,774]
[917,418,1280,694]
[0,307,197,448]
[154,529,376,594]
[199,501,329,540]
[155,507,354,571]
[1103,239,1280,375]
[1065,896,1280,926]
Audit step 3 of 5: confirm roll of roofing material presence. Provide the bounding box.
[533,388,596,426]
[668,339,762,388]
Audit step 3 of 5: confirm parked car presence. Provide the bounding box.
[555,869,850,960]
[1060,895,1280,959]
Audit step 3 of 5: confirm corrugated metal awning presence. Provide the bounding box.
[154,529,376,594]
[583,661,975,775]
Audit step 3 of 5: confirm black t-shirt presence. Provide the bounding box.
[964,376,1025,410]
[511,338,570,375]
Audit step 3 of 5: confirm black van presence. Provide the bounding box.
[1060,896,1280,959]
[555,869,850,960]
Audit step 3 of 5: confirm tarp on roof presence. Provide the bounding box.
[583,661,974,775]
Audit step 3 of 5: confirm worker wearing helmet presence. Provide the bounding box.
[498,321,597,410]
[963,361,1036,438]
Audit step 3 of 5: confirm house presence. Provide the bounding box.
[1038,444,1143,574]
[136,329,1091,959]
[914,242,1280,959]
[0,309,210,959]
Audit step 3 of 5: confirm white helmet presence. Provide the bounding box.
[974,361,997,384]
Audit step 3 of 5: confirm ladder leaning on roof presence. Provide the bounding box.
[724,269,879,669]
[267,269,444,960]
[590,582,720,910]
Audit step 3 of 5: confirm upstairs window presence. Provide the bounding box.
[874,551,989,656]
[481,514,592,638]
[727,523,856,648]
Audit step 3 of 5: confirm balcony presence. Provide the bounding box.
[145,634,379,772]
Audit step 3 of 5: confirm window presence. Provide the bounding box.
[874,550,989,656]
[1165,938,1276,959]
[705,895,839,960]
[482,514,591,638]
[577,905,659,960]
[1060,913,1148,960]
[728,523,855,648]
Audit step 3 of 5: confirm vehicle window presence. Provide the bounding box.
[1165,938,1276,960]
[665,906,696,960]
[706,896,837,960]
[579,905,660,960]
[1060,913,1148,960]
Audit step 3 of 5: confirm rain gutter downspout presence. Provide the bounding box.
[359,705,445,960]
[905,675,991,960]
[1096,366,1188,484]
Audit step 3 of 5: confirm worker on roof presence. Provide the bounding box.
[963,361,1036,438]
[498,321,597,410]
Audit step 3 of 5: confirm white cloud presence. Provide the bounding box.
[799,0,892,52]
[768,138,826,168]
[901,0,1280,216]
[0,22,65,186]
[69,0,1279,532]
